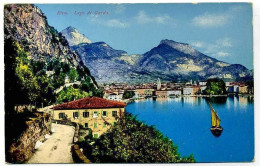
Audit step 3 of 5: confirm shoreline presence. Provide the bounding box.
[121,94,254,104]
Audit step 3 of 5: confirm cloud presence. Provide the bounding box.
[105,19,128,28]
[212,51,230,57]
[90,15,128,28]
[115,4,126,14]
[192,13,228,27]
[190,38,233,58]
[216,38,232,47]
[190,41,204,48]
[192,5,243,28]
[136,10,174,25]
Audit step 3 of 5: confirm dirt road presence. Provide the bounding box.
[27,123,75,164]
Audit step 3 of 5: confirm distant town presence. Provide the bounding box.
[102,78,253,101]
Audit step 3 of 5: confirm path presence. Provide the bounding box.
[27,123,75,164]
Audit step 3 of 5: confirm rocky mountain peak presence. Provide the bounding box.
[61,26,91,46]
[160,39,200,56]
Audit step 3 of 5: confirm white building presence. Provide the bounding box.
[183,87,193,95]
[167,90,182,96]
[199,81,207,86]
[108,93,122,101]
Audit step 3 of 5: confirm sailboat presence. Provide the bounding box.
[208,102,223,137]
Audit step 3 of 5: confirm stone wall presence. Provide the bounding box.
[6,112,52,163]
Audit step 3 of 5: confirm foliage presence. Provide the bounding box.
[53,73,66,89]
[123,91,135,99]
[13,42,40,103]
[5,38,102,111]
[56,86,89,103]
[79,76,103,97]
[69,68,79,82]
[204,78,227,95]
[84,112,195,163]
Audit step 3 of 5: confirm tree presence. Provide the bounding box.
[56,87,89,103]
[86,113,195,163]
[13,42,40,104]
[204,78,227,95]
[123,91,135,99]
[53,72,66,89]
[68,68,78,82]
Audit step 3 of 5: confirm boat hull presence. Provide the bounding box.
[210,126,223,137]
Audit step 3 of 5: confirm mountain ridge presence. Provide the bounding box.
[61,26,253,83]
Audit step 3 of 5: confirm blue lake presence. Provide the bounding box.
[126,96,254,162]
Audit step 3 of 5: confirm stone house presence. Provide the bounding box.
[136,89,154,97]
[239,86,248,94]
[52,97,126,138]
[156,90,168,97]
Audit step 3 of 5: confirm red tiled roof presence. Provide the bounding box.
[52,97,126,110]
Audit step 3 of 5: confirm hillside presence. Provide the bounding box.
[4,4,100,111]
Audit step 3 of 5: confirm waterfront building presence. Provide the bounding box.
[192,86,201,95]
[167,90,182,96]
[183,87,193,95]
[239,86,248,94]
[156,90,168,97]
[52,97,126,138]
[136,89,154,98]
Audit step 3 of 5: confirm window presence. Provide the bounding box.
[73,112,79,119]
[59,113,65,119]
[84,123,88,128]
[93,133,99,138]
[94,122,98,128]
[102,111,107,117]
[103,122,107,128]
[93,111,98,118]
[112,111,117,117]
[83,112,89,118]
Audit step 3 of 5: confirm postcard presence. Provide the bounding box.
[3,3,255,164]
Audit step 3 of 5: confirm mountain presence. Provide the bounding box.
[4,4,98,99]
[137,39,253,81]
[70,41,146,83]
[61,26,91,46]
[62,27,253,83]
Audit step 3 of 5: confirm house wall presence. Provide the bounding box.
[136,89,154,97]
[183,88,193,95]
[192,86,200,95]
[239,86,248,94]
[156,91,167,97]
[53,107,125,138]
[167,90,181,96]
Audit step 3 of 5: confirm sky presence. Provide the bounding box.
[37,3,253,69]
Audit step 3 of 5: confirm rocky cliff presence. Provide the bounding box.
[6,113,52,163]
[4,4,93,77]
[61,26,91,46]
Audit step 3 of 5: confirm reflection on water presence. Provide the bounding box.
[154,95,253,109]
[127,95,254,162]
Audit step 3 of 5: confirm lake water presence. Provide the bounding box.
[126,96,254,162]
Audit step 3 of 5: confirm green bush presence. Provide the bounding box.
[204,78,227,95]
[86,112,195,163]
